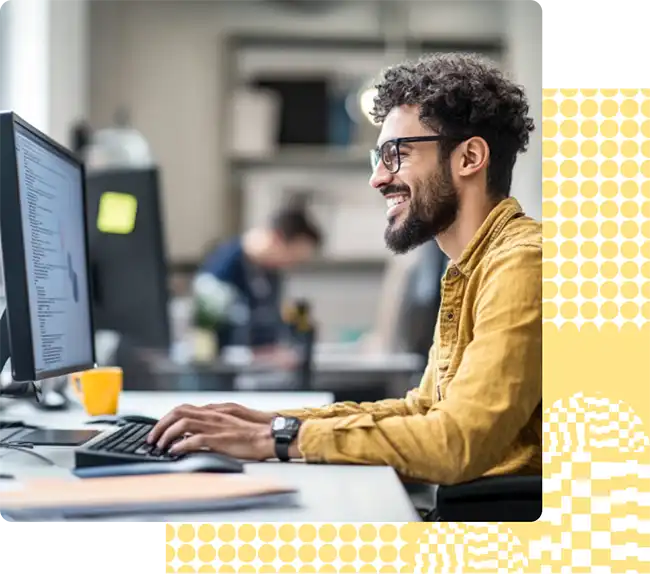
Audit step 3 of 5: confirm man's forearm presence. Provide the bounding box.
[278,390,430,421]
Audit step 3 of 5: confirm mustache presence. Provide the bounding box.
[379,184,411,197]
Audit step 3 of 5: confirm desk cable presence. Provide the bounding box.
[0,443,56,466]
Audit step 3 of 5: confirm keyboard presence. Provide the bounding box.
[74,421,242,472]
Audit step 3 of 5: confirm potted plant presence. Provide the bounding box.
[190,273,237,362]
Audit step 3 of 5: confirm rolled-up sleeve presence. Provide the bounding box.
[296,245,542,485]
[279,389,432,421]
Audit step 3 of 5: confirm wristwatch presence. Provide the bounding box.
[271,416,301,462]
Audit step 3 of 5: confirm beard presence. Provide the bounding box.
[384,159,459,254]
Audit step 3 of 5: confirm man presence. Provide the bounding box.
[197,204,322,354]
[148,53,542,486]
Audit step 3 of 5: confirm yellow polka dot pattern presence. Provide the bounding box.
[542,90,650,328]
[167,521,540,573]
[166,523,417,573]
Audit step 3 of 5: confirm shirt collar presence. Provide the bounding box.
[453,197,525,277]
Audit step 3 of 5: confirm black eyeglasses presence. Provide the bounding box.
[370,135,465,174]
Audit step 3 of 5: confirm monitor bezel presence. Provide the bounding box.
[0,111,97,381]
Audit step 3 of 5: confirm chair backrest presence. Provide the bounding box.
[370,249,420,353]
[433,475,542,522]
[393,240,448,358]
[369,241,447,357]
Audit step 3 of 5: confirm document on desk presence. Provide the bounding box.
[0,473,297,520]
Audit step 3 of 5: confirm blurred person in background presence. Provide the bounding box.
[149,53,542,490]
[197,204,322,364]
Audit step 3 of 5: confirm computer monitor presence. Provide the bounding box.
[0,111,96,383]
[85,167,171,351]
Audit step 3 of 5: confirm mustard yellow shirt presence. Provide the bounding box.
[280,197,542,485]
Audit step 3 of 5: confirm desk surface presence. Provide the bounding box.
[2,390,334,426]
[144,350,424,377]
[0,391,419,522]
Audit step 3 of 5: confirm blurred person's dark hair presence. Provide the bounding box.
[270,202,322,247]
[370,52,534,199]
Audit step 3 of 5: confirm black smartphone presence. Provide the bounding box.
[15,429,101,447]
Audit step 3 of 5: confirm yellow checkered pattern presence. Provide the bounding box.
[526,393,650,574]
[414,523,527,573]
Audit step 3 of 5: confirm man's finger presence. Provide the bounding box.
[147,404,202,444]
[157,417,215,450]
[169,433,211,455]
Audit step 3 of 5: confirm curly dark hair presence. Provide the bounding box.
[370,52,535,198]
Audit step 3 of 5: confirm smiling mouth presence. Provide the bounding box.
[385,193,410,219]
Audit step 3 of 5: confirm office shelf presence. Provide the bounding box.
[229,147,372,171]
[227,34,504,56]
[170,256,386,275]
[294,256,387,272]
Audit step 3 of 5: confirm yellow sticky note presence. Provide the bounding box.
[96,191,138,234]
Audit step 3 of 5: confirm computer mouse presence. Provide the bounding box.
[74,453,244,478]
[85,415,122,425]
[120,414,159,425]
[85,414,159,426]
[171,453,244,474]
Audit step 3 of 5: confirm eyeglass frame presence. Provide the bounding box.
[370,135,469,174]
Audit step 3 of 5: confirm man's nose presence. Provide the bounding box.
[369,162,393,189]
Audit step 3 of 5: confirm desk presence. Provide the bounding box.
[133,350,424,403]
[144,351,424,378]
[2,390,334,426]
[0,391,420,522]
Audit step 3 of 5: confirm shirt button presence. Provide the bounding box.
[447,312,454,321]
[450,268,459,278]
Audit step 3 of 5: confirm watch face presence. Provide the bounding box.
[285,418,301,433]
[272,416,300,437]
[272,417,287,431]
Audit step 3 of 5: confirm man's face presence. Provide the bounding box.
[369,105,460,254]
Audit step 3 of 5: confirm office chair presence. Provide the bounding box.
[393,239,448,359]
[424,474,543,522]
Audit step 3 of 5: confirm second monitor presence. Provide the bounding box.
[85,167,171,351]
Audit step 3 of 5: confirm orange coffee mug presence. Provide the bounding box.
[70,367,123,416]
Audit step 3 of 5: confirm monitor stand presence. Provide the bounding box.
[0,310,69,411]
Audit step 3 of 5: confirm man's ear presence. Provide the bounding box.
[456,136,490,177]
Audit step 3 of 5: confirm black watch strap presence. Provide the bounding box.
[275,440,291,462]
[271,416,301,462]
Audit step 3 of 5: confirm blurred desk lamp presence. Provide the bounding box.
[346,0,408,128]
[84,108,154,171]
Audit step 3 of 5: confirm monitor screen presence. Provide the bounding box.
[13,123,94,377]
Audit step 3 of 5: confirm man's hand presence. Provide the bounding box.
[146,404,276,461]
[201,402,276,425]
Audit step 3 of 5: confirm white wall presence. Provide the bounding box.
[49,0,89,147]
[0,0,88,143]
[1,0,51,132]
